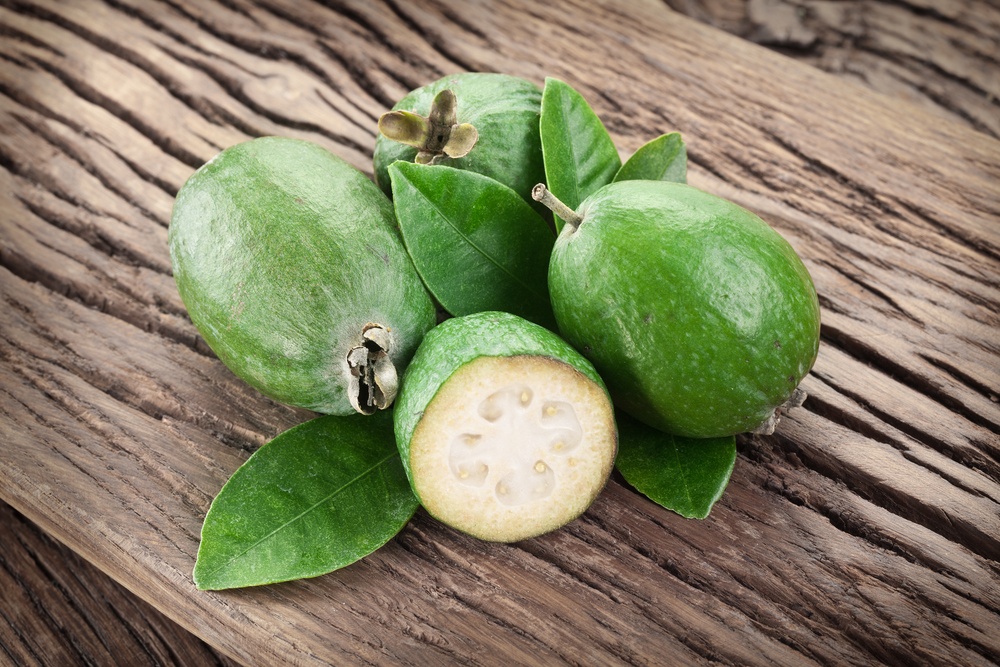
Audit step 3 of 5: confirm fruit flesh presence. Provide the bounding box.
[409,355,616,542]
[547,180,821,438]
[394,311,617,542]
[169,137,436,415]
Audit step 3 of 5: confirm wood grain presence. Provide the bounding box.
[663,0,1000,138]
[0,501,240,666]
[1,0,998,665]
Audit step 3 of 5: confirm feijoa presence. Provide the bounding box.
[169,136,436,415]
[394,311,617,542]
[373,73,545,213]
[538,181,821,438]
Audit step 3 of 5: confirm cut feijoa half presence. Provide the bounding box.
[394,311,617,542]
[169,136,436,415]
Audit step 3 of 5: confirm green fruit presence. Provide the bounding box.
[373,72,545,213]
[169,136,436,415]
[394,311,617,542]
[538,181,821,438]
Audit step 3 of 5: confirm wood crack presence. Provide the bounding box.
[0,79,170,202]
[773,412,1000,564]
[4,348,223,552]
[0,574,48,666]
[818,257,920,323]
[862,27,997,100]
[819,322,1000,435]
[1,275,274,460]
[117,0,377,154]
[917,353,1000,427]
[0,24,193,204]
[245,8,383,132]
[11,111,166,228]
[0,13,63,55]
[804,377,997,493]
[381,0,484,76]
[257,0,408,111]
[22,53,205,168]
[152,42,371,155]
[0,205,197,348]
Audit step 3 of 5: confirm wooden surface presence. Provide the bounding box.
[663,0,1000,139]
[0,502,239,666]
[1,0,998,665]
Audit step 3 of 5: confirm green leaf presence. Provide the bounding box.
[389,161,557,329]
[615,412,736,519]
[540,77,621,225]
[614,132,687,184]
[193,412,417,590]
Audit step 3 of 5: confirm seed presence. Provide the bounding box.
[534,461,546,473]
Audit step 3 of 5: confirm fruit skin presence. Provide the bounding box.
[373,73,545,211]
[394,312,610,474]
[394,311,612,493]
[169,136,436,415]
[548,180,821,438]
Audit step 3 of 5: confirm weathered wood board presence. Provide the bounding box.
[0,502,240,666]
[664,0,1000,139]
[1,0,998,665]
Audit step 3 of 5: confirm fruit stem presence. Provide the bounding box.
[532,184,583,231]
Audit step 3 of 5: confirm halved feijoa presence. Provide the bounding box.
[169,136,436,415]
[394,311,617,542]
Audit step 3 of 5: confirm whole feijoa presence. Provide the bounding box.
[538,180,821,438]
[373,72,545,212]
[170,136,436,416]
[394,311,617,542]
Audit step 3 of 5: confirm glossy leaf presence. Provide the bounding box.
[389,161,557,329]
[614,132,687,184]
[193,412,417,590]
[539,77,621,226]
[615,412,736,519]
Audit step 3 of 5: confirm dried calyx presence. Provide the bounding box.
[750,387,808,435]
[378,89,479,164]
[347,324,398,415]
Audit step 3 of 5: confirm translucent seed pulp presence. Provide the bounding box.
[447,383,582,506]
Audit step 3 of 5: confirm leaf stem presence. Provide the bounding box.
[532,184,583,231]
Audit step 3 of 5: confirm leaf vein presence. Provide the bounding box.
[408,179,549,303]
[199,451,399,579]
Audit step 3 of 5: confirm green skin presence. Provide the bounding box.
[394,311,610,489]
[169,137,436,415]
[373,73,546,213]
[548,180,821,438]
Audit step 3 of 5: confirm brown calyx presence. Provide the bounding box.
[378,89,478,165]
